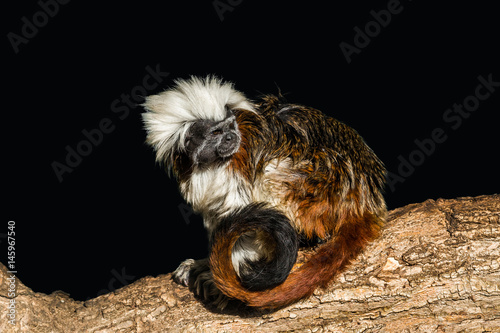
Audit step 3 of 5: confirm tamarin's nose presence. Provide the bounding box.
[225,133,233,141]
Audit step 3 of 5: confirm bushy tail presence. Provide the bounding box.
[209,209,382,310]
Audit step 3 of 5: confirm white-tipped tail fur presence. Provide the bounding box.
[142,75,254,166]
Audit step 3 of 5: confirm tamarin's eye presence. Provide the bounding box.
[212,129,223,135]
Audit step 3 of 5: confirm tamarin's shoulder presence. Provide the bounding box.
[254,94,285,113]
[251,95,355,147]
[250,95,384,176]
[254,94,339,127]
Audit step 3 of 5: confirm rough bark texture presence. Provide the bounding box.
[1,195,499,332]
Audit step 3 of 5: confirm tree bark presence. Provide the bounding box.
[1,195,499,332]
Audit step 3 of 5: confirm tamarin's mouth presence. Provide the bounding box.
[217,142,239,158]
[217,132,241,158]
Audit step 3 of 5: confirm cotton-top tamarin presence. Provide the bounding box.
[142,76,386,310]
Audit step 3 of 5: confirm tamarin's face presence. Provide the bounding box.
[185,109,241,166]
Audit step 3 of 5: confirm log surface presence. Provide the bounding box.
[1,195,499,332]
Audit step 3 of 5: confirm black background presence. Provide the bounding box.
[4,0,499,301]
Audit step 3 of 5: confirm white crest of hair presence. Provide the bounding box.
[142,75,254,165]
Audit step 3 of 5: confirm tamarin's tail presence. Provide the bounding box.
[209,203,299,293]
[209,206,383,310]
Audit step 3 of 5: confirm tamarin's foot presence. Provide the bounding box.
[172,258,195,286]
[173,258,231,309]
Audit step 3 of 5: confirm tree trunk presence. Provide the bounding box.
[1,195,499,332]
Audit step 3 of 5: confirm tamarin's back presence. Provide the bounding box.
[239,96,386,237]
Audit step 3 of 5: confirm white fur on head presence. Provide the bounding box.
[142,75,254,167]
